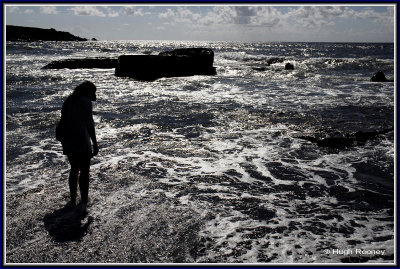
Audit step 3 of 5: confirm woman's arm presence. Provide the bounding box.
[89,125,98,156]
[84,98,99,156]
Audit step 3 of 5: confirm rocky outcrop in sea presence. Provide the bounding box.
[6,25,88,42]
[42,48,217,81]
[115,48,217,81]
[43,58,117,69]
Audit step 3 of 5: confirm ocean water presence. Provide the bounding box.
[5,41,395,264]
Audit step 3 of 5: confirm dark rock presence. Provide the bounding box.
[371,71,393,82]
[285,63,294,70]
[158,48,214,65]
[252,66,267,71]
[316,136,355,149]
[352,161,394,190]
[297,128,393,149]
[328,185,349,196]
[228,197,275,221]
[266,57,284,66]
[6,25,87,42]
[115,48,216,81]
[252,58,285,71]
[329,186,393,210]
[43,58,118,69]
[91,38,98,41]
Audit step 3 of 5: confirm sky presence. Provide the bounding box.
[5,4,395,43]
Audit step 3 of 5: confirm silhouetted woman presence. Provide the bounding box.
[61,81,98,215]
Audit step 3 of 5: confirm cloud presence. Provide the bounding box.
[158,6,281,28]
[40,6,58,14]
[71,6,102,17]
[234,6,257,17]
[155,5,393,41]
[71,6,106,17]
[7,6,19,13]
[24,9,34,14]
[239,6,282,26]
[158,7,202,26]
[284,6,394,29]
[199,7,236,25]
[70,6,121,17]
[158,8,175,19]
[105,7,119,17]
[124,6,145,16]
[156,5,394,31]
[352,7,394,25]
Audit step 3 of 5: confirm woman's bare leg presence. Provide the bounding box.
[68,155,80,205]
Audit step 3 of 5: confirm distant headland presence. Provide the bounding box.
[6,25,95,42]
